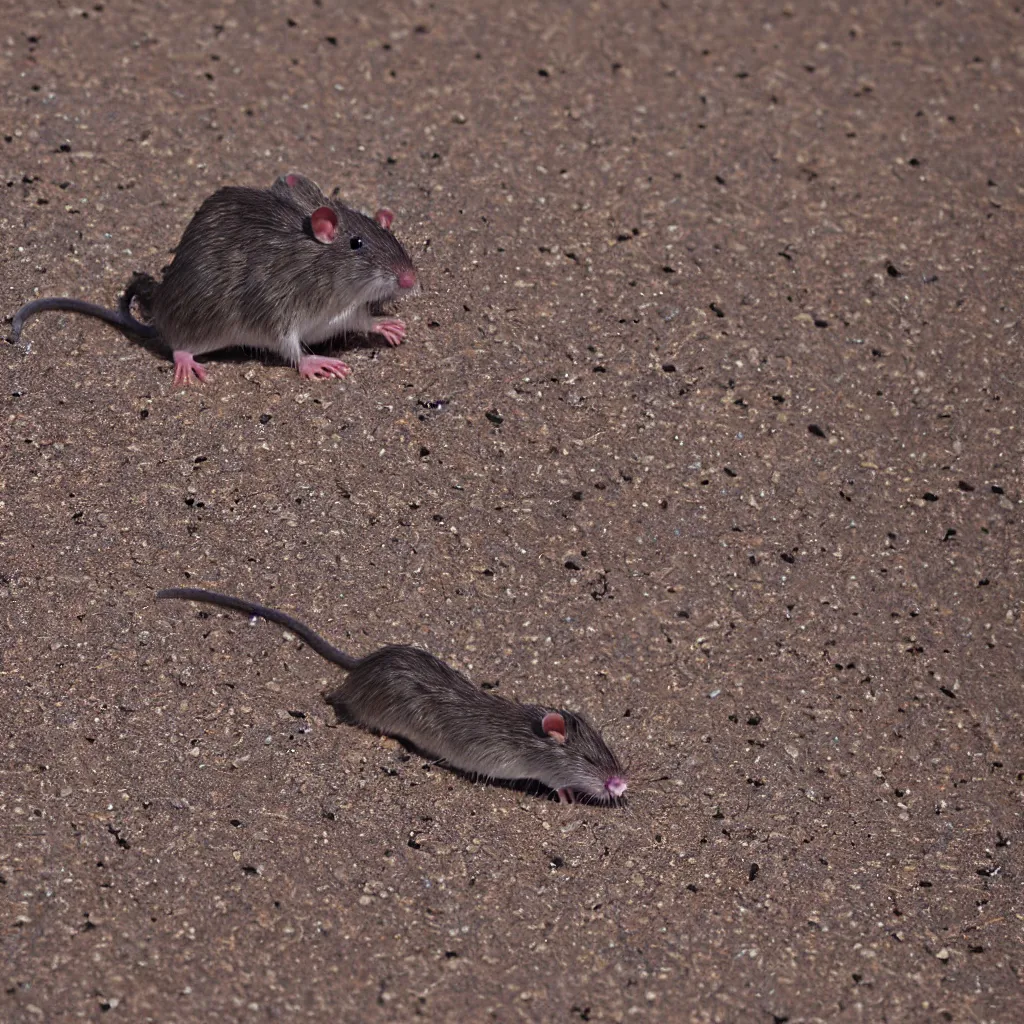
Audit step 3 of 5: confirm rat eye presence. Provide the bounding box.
[350,236,363,250]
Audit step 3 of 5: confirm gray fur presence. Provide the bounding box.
[150,185,417,365]
[332,645,625,802]
[157,588,627,803]
[10,179,418,369]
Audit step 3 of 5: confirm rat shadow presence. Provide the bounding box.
[324,691,625,808]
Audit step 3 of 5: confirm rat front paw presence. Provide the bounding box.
[299,355,352,380]
[372,318,406,347]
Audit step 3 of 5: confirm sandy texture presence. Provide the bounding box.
[2,1,1022,1021]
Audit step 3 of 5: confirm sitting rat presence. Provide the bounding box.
[157,587,629,805]
[10,173,418,385]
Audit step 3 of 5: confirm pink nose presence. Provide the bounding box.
[605,777,628,799]
[397,270,417,290]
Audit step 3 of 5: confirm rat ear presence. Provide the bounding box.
[310,206,339,244]
[285,173,301,188]
[542,712,567,744]
[374,207,394,230]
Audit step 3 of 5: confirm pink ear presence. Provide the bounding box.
[310,206,338,244]
[285,173,300,188]
[374,207,394,230]
[542,712,566,744]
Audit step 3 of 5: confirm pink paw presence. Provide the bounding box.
[173,350,208,386]
[373,318,406,347]
[299,354,352,380]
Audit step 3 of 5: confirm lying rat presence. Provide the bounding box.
[157,587,628,805]
[10,174,418,385]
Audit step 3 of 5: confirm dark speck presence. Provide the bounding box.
[808,424,827,438]
[259,413,272,425]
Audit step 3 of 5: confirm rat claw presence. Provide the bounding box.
[173,350,207,386]
[299,354,352,381]
[373,317,406,347]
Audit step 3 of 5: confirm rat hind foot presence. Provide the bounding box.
[173,350,208,386]
[299,354,351,380]
[372,318,406,347]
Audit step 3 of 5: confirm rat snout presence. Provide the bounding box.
[605,776,628,799]
[397,269,417,291]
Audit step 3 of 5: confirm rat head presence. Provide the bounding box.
[308,204,419,305]
[533,709,628,804]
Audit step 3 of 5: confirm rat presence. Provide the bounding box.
[157,587,628,805]
[10,174,418,385]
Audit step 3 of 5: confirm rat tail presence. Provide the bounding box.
[156,587,361,672]
[11,292,158,345]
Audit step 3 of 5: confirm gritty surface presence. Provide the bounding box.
[2,1,1023,1022]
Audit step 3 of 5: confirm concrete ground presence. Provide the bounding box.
[2,1,1022,1021]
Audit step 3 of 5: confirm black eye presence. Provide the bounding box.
[350,236,363,250]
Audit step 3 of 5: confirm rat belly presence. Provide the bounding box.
[300,305,375,346]
[162,323,288,359]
